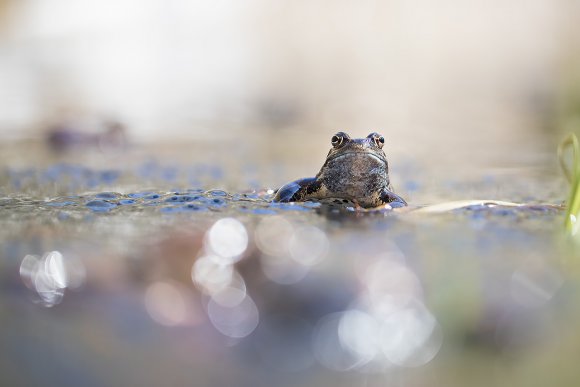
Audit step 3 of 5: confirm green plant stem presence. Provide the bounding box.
[558,133,580,233]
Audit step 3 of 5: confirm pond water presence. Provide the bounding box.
[1,140,579,387]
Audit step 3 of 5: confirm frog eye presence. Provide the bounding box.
[331,132,349,147]
[367,132,385,148]
[375,136,385,148]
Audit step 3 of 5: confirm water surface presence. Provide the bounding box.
[0,142,577,387]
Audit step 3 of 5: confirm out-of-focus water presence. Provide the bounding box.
[1,140,578,387]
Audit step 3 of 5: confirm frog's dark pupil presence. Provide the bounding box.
[379,137,384,144]
[332,135,341,145]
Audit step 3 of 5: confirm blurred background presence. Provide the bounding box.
[2,1,580,387]
[1,0,580,172]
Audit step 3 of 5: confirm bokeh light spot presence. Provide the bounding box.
[206,218,248,261]
[192,255,234,295]
[207,293,259,338]
[260,254,310,285]
[289,225,329,266]
[255,216,294,257]
[144,281,188,326]
[338,310,381,367]
[19,251,86,307]
[313,312,370,371]
[379,299,443,367]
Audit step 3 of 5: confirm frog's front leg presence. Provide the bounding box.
[380,189,407,208]
[273,177,321,203]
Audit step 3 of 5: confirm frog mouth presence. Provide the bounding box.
[327,151,387,164]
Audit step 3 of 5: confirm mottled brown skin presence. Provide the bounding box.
[273,132,407,208]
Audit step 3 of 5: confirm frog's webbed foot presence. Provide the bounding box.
[380,189,407,208]
[273,177,318,203]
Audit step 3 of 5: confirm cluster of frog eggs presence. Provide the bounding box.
[46,190,232,213]
[42,189,322,215]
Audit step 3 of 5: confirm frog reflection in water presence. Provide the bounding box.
[273,132,407,208]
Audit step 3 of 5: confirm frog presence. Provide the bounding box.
[273,131,407,208]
